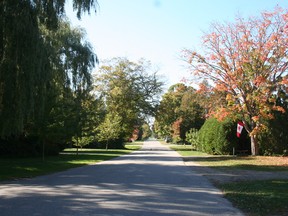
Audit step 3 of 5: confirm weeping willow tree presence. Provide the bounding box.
[0,0,42,136]
[33,19,97,157]
[0,0,98,138]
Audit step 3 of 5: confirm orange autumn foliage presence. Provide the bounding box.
[183,7,288,155]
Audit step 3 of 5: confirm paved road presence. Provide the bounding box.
[0,141,244,216]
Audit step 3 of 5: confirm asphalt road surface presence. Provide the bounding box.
[0,140,244,216]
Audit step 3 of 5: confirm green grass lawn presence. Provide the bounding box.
[168,144,209,156]
[219,179,288,216]
[168,143,288,172]
[0,143,142,181]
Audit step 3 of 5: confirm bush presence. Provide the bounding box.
[172,135,182,144]
[0,135,65,157]
[185,128,200,150]
[259,111,288,156]
[198,118,241,155]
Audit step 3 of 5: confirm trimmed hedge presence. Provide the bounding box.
[197,118,242,155]
[0,135,66,157]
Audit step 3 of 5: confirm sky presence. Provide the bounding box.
[66,0,288,88]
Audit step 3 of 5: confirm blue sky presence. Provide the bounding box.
[66,0,288,88]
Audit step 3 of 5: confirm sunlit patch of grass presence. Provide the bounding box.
[168,142,288,171]
[124,141,143,150]
[188,156,288,172]
[0,148,137,181]
[168,144,209,156]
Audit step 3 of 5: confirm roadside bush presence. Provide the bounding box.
[185,128,199,150]
[198,118,239,155]
[259,110,288,156]
[98,138,125,149]
[0,135,65,157]
[172,135,182,144]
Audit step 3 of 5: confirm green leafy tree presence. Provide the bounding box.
[0,1,46,136]
[0,0,98,137]
[72,135,94,150]
[179,87,205,138]
[95,58,163,146]
[141,123,152,140]
[0,18,98,156]
[97,113,122,150]
[154,84,187,137]
[154,83,205,141]
[38,20,96,154]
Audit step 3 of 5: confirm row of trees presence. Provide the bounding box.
[155,81,287,155]
[154,83,205,143]
[0,1,162,156]
[155,7,288,156]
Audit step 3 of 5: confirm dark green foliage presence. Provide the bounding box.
[102,138,125,149]
[198,118,243,155]
[0,136,65,157]
[154,83,205,140]
[0,0,98,138]
[259,95,288,155]
[0,0,45,136]
[0,0,99,156]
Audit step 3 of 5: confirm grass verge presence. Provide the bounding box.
[0,144,141,181]
[168,144,209,156]
[219,179,288,216]
[169,143,288,172]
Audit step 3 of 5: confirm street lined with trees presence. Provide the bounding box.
[1,3,288,216]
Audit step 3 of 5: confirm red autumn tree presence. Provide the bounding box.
[184,7,288,155]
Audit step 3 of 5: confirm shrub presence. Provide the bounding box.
[198,118,240,155]
[0,135,65,157]
[185,128,200,150]
[172,135,182,144]
[259,111,288,156]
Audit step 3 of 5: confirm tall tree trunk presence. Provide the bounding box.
[250,135,259,156]
[243,120,259,156]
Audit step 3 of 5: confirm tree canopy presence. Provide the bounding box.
[183,7,288,155]
[0,0,98,138]
[0,0,100,156]
[94,58,163,147]
[154,83,205,142]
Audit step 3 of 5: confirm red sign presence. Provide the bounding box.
[237,121,244,138]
